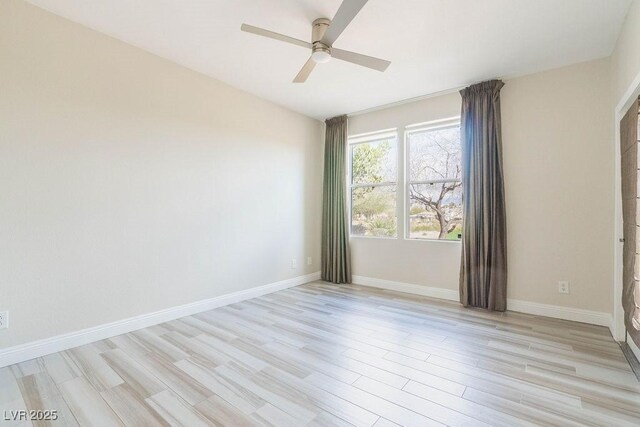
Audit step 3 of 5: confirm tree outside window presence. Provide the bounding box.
[407,125,462,240]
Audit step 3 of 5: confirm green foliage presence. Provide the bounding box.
[350,140,397,236]
[351,185,396,237]
[367,216,397,237]
[409,205,426,215]
[352,140,391,185]
[445,224,463,240]
[352,188,392,217]
[412,224,437,232]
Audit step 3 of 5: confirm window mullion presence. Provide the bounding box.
[350,182,396,189]
[408,179,461,186]
[398,126,406,240]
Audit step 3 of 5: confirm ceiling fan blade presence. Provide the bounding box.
[293,57,317,83]
[241,24,311,49]
[321,0,368,46]
[331,48,390,72]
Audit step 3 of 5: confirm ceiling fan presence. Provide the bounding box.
[241,0,391,83]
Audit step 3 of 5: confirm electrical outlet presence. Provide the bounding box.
[291,258,297,269]
[558,281,570,294]
[307,256,312,266]
[0,311,8,329]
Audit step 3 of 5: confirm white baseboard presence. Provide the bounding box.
[0,272,320,368]
[353,275,612,328]
[352,275,459,301]
[629,334,640,362]
[506,299,612,328]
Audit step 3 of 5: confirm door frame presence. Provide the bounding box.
[614,70,640,342]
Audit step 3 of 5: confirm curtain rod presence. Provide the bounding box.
[345,77,503,118]
[346,86,464,117]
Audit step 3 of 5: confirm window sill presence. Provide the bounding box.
[349,235,462,244]
[349,235,398,240]
[405,238,462,244]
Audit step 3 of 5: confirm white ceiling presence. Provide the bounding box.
[26,0,632,120]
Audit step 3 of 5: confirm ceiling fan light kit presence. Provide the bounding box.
[240,0,390,83]
[311,48,332,63]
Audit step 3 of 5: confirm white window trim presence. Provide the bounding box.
[349,129,397,144]
[405,120,462,242]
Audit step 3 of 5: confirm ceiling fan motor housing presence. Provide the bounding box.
[312,18,331,43]
[311,18,331,62]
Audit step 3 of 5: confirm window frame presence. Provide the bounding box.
[405,119,462,242]
[347,129,399,239]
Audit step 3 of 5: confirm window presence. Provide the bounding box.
[349,131,397,237]
[406,122,462,240]
[347,120,462,242]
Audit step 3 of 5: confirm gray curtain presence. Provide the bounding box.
[459,80,507,311]
[620,98,640,348]
[322,115,352,284]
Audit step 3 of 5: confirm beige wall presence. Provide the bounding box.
[612,0,640,104]
[349,58,614,313]
[502,59,613,312]
[0,0,323,348]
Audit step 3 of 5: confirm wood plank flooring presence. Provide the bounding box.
[1,281,639,426]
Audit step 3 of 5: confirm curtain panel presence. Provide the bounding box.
[620,98,640,348]
[459,80,508,311]
[321,115,352,284]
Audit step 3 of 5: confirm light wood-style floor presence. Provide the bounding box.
[2,281,640,426]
